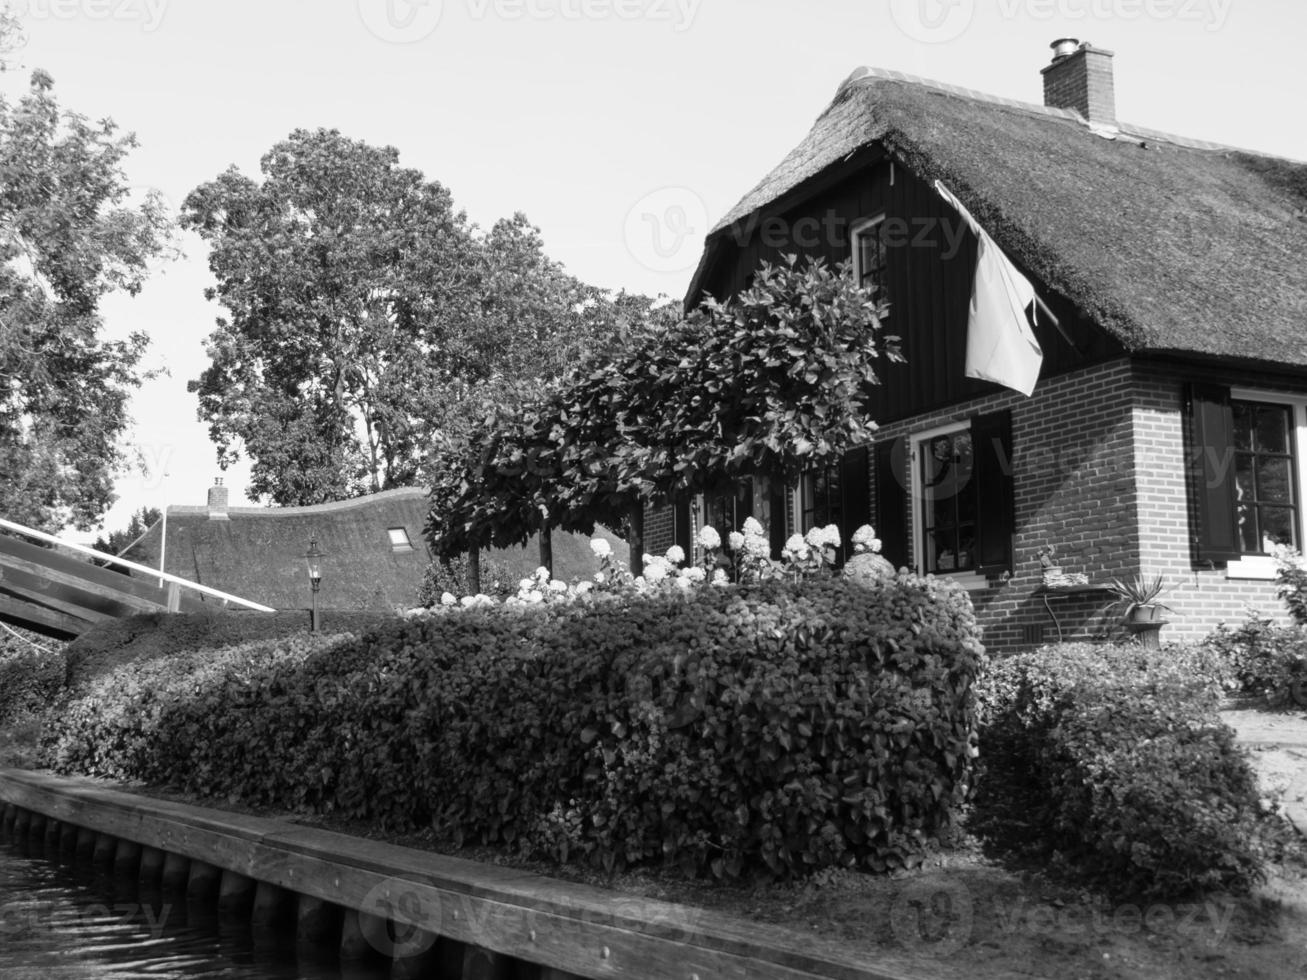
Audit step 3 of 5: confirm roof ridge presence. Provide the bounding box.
[166,485,429,518]
[838,66,1307,163]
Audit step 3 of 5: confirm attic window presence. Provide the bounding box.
[387,527,414,553]
[851,215,889,312]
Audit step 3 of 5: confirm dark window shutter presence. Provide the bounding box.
[972,411,1015,576]
[1187,383,1240,563]
[673,497,693,555]
[769,483,789,557]
[874,439,909,570]
[840,446,872,565]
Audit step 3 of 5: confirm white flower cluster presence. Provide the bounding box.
[851,524,883,555]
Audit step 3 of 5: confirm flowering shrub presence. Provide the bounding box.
[976,643,1276,898]
[1275,549,1307,626]
[48,568,983,880]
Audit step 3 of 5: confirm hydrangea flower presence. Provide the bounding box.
[665,544,686,565]
[643,560,669,585]
[804,526,825,549]
[852,524,883,554]
[712,568,730,586]
[590,538,612,558]
[534,566,551,582]
[784,533,810,559]
[440,592,457,606]
[697,526,721,550]
[518,578,534,592]
[820,524,841,548]
[728,531,745,551]
[549,580,568,593]
[742,517,764,536]
[682,566,706,583]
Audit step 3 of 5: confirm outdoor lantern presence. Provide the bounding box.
[304,537,325,632]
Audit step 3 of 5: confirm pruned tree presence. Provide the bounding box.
[425,255,902,575]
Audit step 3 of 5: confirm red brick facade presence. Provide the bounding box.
[642,357,1303,653]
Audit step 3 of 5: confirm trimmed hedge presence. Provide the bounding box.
[0,631,66,726]
[1202,616,1307,705]
[63,609,401,690]
[976,643,1274,898]
[46,575,983,879]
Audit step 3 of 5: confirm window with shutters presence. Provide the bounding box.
[792,448,871,567]
[1189,385,1307,579]
[907,412,1014,588]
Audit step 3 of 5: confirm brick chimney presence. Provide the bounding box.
[1041,38,1116,127]
[207,477,229,521]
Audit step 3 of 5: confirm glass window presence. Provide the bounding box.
[387,527,413,552]
[918,430,976,574]
[1231,400,1298,555]
[852,217,889,310]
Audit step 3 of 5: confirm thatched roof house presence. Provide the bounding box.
[122,483,623,612]
[645,40,1307,652]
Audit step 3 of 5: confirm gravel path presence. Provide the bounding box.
[1222,705,1307,834]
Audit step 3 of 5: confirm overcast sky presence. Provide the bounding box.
[9,0,1302,541]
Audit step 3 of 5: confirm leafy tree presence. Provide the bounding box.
[426,256,902,573]
[183,129,671,506]
[0,67,174,531]
[91,505,161,562]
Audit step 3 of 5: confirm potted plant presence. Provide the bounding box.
[1106,574,1173,647]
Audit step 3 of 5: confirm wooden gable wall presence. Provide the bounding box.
[692,155,1122,424]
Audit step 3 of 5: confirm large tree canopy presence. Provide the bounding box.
[183,128,668,506]
[426,256,903,568]
[0,68,174,531]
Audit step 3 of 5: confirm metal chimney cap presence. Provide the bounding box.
[1050,38,1082,61]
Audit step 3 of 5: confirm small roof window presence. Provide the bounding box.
[387,527,413,553]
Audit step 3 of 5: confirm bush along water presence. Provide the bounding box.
[975,643,1278,898]
[45,523,985,880]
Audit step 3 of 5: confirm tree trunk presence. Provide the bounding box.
[627,502,644,577]
[467,548,481,595]
[539,522,553,577]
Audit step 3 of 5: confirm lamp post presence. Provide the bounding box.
[304,538,324,633]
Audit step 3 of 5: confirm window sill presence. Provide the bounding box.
[928,571,991,592]
[1225,556,1277,581]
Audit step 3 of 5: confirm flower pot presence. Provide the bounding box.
[1127,604,1167,624]
[1123,619,1168,650]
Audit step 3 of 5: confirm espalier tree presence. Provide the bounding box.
[426,255,901,579]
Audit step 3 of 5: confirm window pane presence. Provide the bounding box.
[1259,506,1297,550]
[1257,457,1294,505]
[1255,405,1292,455]
[1232,402,1254,452]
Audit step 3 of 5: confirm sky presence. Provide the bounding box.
[4,0,1302,543]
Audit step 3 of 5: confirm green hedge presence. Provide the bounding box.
[47,575,983,879]
[1202,616,1307,705]
[0,631,66,726]
[63,609,400,690]
[976,643,1274,898]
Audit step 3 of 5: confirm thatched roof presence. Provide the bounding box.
[692,67,1307,366]
[121,487,625,611]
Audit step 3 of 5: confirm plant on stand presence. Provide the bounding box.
[1106,574,1174,648]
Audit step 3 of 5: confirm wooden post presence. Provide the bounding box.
[628,502,645,577]
[75,825,95,860]
[166,581,181,612]
[59,821,78,853]
[539,523,554,577]
[27,811,45,840]
[218,869,257,914]
[296,895,342,945]
[112,839,142,877]
[251,881,295,927]
[161,851,190,891]
[186,859,222,901]
[1,803,16,835]
[463,946,516,980]
[12,808,30,839]
[138,846,166,884]
[339,907,388,961]
[43,817,61,851]
[92,832,117,865]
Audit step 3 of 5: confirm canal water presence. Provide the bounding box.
[0,833,393,979]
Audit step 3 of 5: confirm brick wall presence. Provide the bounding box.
[1129,362,1304,642]
[872,357,1139,652]
[643,502,676,558]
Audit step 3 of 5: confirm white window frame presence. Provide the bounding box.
[387,527,414,553]
[910,421,988,592]
[1224,387,1307,581]
[851,214,887,290]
